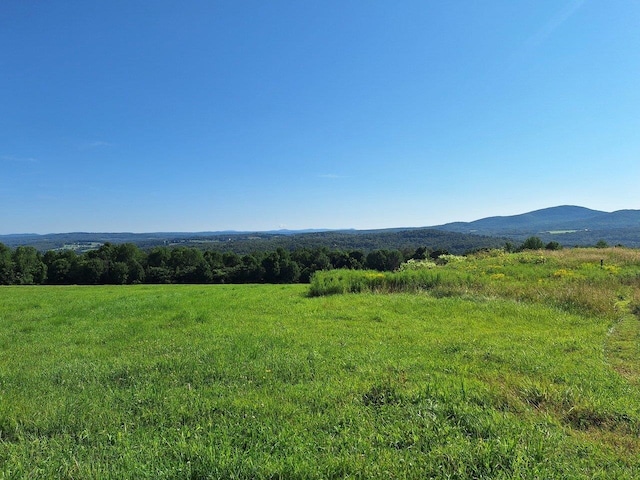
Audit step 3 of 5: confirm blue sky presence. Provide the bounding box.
[2,1,639,234]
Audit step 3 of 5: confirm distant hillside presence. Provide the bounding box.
[434,206,604,234]
[0,229,507,255]
[432,205,640,247]
[2,205,639,252]
[213,229,508,255]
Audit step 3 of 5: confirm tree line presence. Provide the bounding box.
[0,228,509,253]
[0,242,436,286]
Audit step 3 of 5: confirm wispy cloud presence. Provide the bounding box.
[526,0,586,48]
[78,140,113,150]
[0,155,38,163]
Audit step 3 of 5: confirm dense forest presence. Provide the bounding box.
[0,228,509,253]
[0,235,617,286]
[0,242,447,286]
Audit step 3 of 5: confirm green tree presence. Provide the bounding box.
[77,258,106,284]
[311,252,331,271]
[430,249,449,260]
[12,246,47,284]
[146,247,173,283]
[48,258,72,284]
[147,247,171,268]
[112,243,146,283]
[127,260,146,284]
[328,250,350,269]
[366,250,387,271]
[204,251,225,270]
[230,254,264,283]
[169,247,212,283]
[545,241,562,251]
[43,250,80,284]
[107,261,130,284]
[262,251,282,283]
[87,243,117,283]
[0,243,15,285]
[366,249,404,271]
[114,243,142,264]
[222,252,241,268]
[412,246,429,260]
[262,248,300,283]
[522,236,544,250]
[146,266,173,284]
[278,258,300,283]
[385,250,404,271]
[347,250,366,269]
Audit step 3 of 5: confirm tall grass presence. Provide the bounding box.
[310,246,640,389]
[1,249,640,478]
[310,248,640,319]
[308,269,455,296]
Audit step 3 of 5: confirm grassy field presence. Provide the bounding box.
[1,248,640,478]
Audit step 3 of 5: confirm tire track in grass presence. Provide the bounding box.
[605,312,640,385]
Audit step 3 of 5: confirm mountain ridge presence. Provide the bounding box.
[430,205,640,247]
[432,205,639,235]
[2,205,639,251]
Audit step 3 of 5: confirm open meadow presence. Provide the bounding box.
[1,248,640,478]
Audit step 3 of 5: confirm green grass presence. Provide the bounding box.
[311,248,640,318]
[1,249,640,478]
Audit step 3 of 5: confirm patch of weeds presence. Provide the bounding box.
[517,380,639,435]
[441,343,463,355]
[172,310,191,323]
[482,350,504,364]
[564,405,636,433]
[106,365,137,388]
[561,340,580,353]
[0,418,20,443]
[362,381,403,407]
[194,313,209,324]
[518,381,556,409]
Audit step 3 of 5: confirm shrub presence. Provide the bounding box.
[522,237,544,250]
[308,268,448,296]
[399,259,436,271]
[546,241,562,251]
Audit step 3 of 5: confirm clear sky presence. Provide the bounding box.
[2,1,639,234]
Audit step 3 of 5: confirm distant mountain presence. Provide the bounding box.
[0,228,507,254]
[432,205,640,246]
[2,205,639,252]
[433,206,606,235]
[560,209,640,230]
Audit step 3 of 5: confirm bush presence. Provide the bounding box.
[546,241,562,251]
[522,237,544,250]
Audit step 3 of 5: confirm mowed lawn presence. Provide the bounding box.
[1,284,639,479]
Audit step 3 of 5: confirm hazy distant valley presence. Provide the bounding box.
[2,205,639,253]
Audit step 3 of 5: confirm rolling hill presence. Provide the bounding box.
[431,205,640,246]
[2,205,639,252]
[0,229,508,255]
